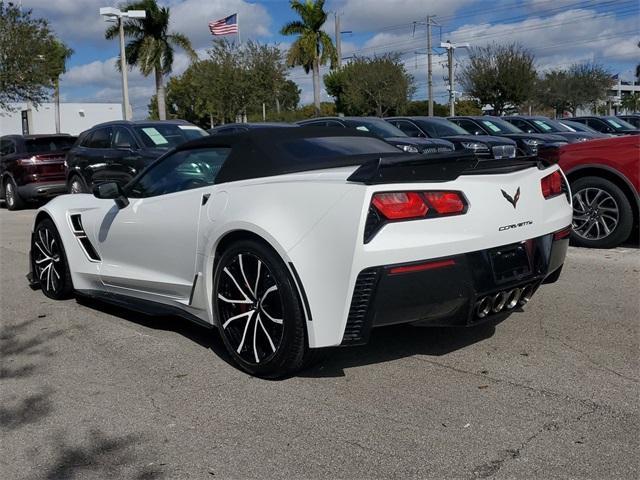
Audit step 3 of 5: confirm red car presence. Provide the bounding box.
[556,135,639,248]
[0,134,76,210]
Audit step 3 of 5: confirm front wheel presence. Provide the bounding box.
[68,175,88,194]
[32,218,74,299]
[571,176,633,249]
[213,239,308,378]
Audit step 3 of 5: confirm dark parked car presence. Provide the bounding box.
[558,119,611,138]
[502,116,602,143]
[561,116,639,136]
[1,134,76,210]
[617,114,640,129]
[65,120,207,193]
[208,122,298,135]
[296,117,455,154]
[551,135,639,248]
[449,115,567,155]
[385,116,517,159]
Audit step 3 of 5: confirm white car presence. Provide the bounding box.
[28,128,572,377]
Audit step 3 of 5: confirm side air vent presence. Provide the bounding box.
[69,213,101,262]
[341,268,379,345]
[364,207,383,244]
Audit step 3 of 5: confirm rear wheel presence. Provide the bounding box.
[32,218,74,299]
[4,178,25,210]
[571,176,633,249]
[213,239,308,378]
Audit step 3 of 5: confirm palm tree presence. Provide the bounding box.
[105,0,196,120]
[280,0,337,115]
[49,41,74,133]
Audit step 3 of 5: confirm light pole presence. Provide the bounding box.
[440,40,469,116]
[99,7,146,121]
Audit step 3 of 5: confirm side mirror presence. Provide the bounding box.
[93,182,129,209]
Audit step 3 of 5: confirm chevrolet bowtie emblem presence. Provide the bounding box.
[501,187,520,208]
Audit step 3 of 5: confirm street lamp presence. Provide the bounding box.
[99,7,146,121]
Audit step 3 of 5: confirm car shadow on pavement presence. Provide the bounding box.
[301,321,499,378]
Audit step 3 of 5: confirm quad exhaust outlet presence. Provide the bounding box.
[475,283,536,318]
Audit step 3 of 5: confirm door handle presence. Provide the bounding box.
[201,193,211,205]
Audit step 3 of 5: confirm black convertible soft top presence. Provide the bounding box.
[178,127,404,183]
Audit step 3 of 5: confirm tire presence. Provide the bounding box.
[68,174,88,194]
[213,239,309,378]
[571,176,633,249]
[4,178,25,210]
[31,218,74,299]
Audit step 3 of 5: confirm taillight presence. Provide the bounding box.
[371,192,428,220]
[423,191,466,214]
[553,225,572,240]
[540,170,564,199]
[365,190,468,243]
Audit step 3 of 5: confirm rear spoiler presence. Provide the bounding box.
[347,151,556,185]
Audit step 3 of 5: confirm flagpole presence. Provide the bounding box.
[237,13,241,45]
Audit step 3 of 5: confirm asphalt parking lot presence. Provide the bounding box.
[1,207,638,480]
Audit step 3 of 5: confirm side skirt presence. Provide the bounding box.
[75,289,215,330]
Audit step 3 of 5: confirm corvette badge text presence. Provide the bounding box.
[499,220,534,232]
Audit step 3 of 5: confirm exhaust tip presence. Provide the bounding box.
[519,285,535,306]
[491,291,508,313]
[476,297,491,318]
[506,288,522,309]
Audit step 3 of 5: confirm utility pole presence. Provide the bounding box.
[426,15,434,116]
[335,12,342,68]
[440,40,469,116]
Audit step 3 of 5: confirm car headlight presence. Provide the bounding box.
[523,138,542,146]
[576,137,589,142]
[397,144,419,153]
[460,141,489,152]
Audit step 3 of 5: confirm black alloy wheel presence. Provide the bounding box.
[571,176,633,249]
[4,178,25,210]
[214,239,308,378]
[32,218,74,299]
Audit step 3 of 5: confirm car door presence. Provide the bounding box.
[96,147,231,300]
[104,126,145,186]
[85,127,114,186]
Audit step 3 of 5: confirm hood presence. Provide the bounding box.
[499,132,567,143]
[442,135,517,147]
[553,131,605,143]
[386,137,455,148]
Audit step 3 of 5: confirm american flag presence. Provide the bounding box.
[209,14,238,36]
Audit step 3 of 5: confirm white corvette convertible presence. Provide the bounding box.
[28,128,572,377]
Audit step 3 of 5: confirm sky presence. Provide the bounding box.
[22,0,640,119]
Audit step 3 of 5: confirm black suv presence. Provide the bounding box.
[567,116,638,135]
[449,116,567,155]
[503,116,612,142]
[296,117,455,154]
[65,120,207,193]
[385,116,517,159]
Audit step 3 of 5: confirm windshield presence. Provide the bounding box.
[25,137,76,153]
[604,117,636,131]
[134,124,207,148]
[531,118,565,133]
[480,118,523,134]
[421,119,470,136]
[343,119,407,139]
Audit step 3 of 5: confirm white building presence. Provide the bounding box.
[0,102,123,136]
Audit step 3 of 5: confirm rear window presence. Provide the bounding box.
[279,136,400,160]
[134,124,207,148]
[25,137,76,153]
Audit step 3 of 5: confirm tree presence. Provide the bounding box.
[50,40,73,132]
[537,63,613,115]
[324,54,415,116]
[0,1,65,110]
[621,92,639,113]
[459,43,536,115]
[106,0,196,120]
[280,0,337,115]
